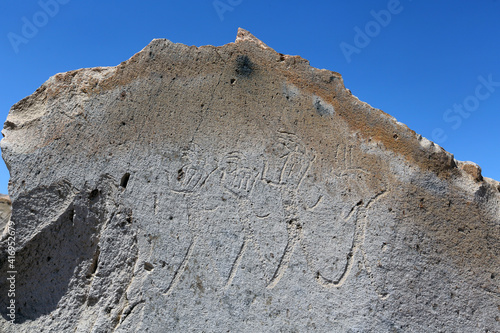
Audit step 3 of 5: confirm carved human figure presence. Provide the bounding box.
[217,152,261,287]
[159,144,218,296]
[301,143,388,289]
[170,143,217,195]
[263,132,316,289]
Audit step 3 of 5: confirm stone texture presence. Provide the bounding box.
[0,195,11,233]
[0,29,499,332]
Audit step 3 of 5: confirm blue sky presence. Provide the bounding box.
[1,0,499,194]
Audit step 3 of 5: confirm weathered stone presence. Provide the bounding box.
[0,29,499,332]
[0,195,11,233]
[458,160,483,182]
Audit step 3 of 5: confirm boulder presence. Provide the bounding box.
[1,29,499,332]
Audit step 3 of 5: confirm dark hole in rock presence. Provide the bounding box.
[4,120,17,130]
[236,55,254,76]
[89,189,99,201]
[121,173,131,188]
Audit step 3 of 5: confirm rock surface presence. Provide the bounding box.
[0,195,11,233]
[0,29,499,332]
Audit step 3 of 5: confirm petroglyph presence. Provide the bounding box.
[155,134,389,292]
[263,131,314,187]
[265,132,313,289]
[220,152,260,198]
[162,236,198,297]
[171,144,217,194]
[220,152,260,287]
[224,235,250,289]
[315,191,388,288]
[304,195,323,211]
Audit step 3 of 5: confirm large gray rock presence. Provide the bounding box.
[1,29,499,332]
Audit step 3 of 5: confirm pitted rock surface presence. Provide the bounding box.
[1,29,499,332]
[0,195,10,232]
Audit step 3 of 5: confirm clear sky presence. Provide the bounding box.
[1,0,499,194]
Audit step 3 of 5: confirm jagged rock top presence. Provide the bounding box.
[3,29,496,193]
